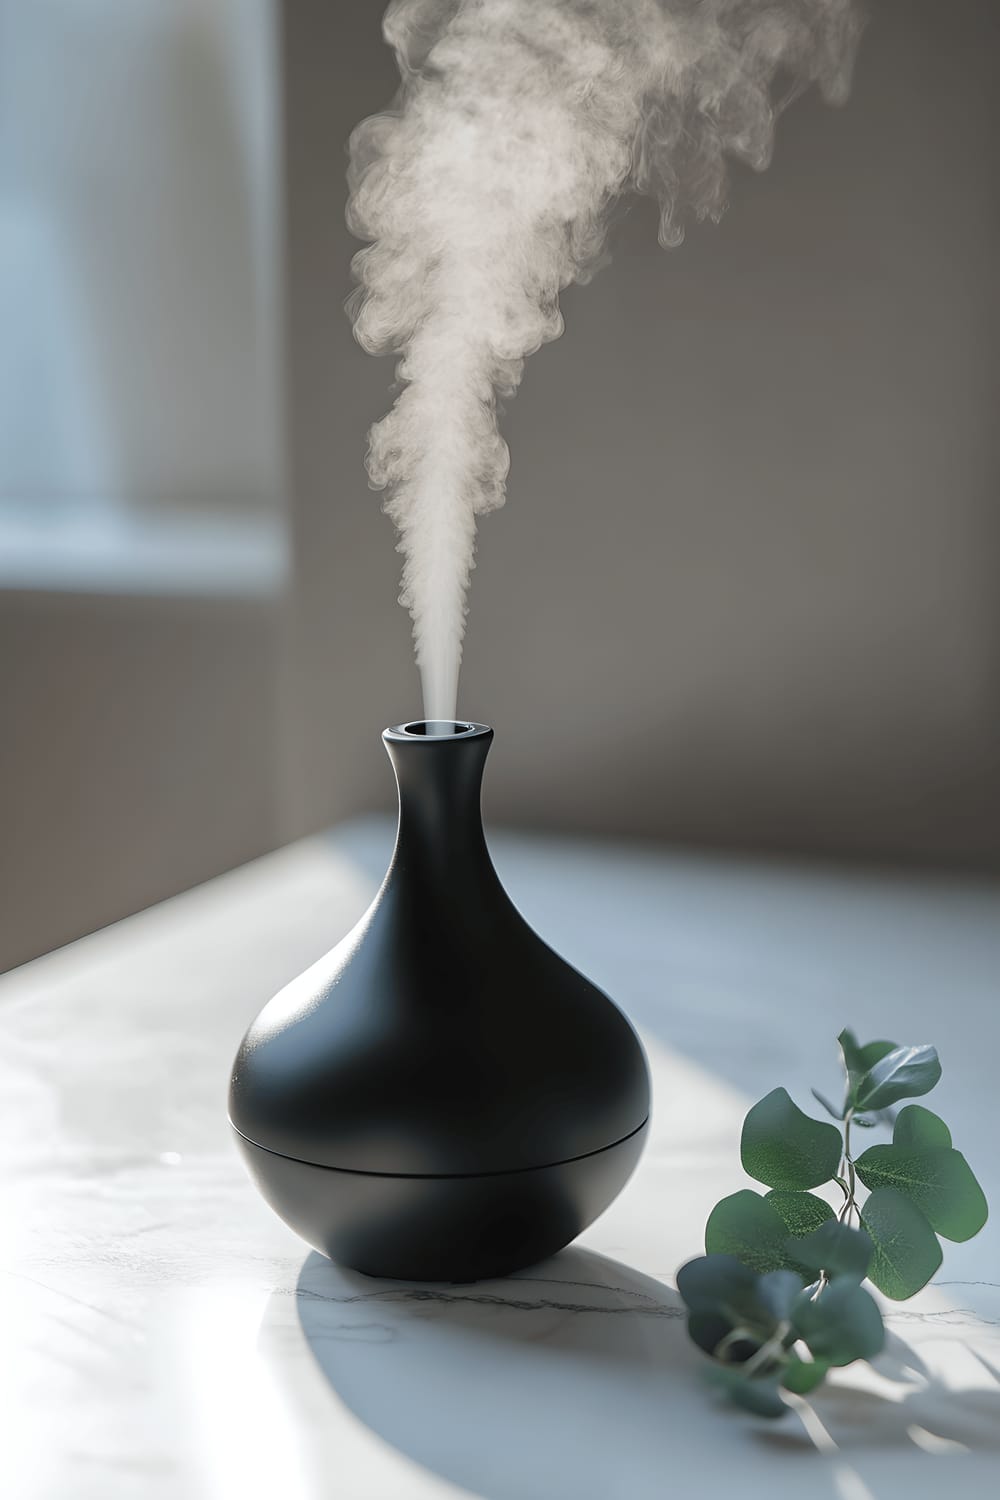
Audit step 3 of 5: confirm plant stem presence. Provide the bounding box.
[837,1110,858,1226]
[714,1327,754,1362]
[740,1322,791,1378]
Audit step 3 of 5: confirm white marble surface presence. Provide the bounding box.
[2,818,999,1499]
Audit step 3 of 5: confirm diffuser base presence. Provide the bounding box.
[232,1122,648,1281]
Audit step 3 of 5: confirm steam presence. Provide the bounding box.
[348,0,863,721]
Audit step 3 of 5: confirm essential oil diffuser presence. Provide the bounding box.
[229,720,650,1281]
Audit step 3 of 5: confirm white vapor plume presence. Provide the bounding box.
[347,0,864,722]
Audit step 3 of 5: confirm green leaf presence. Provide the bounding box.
[703,1192,827,1281]
[893,1105,952,1151]
[839,1030,896,1100]
[765,1190,836,1239]
[741,1088,843,1191]
[855,1145,988,1243]
[791,1281,885,1366]
[678,1257,773,1360]
[860,1187,943,1299]
[705,1366,789,1419]
[756,1269,805,1323]
[788,1221,873,1282]
[854,1045,941,1112]
[704,1192,792,1275]
[676,1254,759,1316]
[781,1356,830,1395]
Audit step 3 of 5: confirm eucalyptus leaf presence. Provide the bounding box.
[704,1192,822,1281]
[860,1187,942,1300]
[791,1281,885,1366]
[678,1256,777,1359]
[854,1045,941,1112]
[704,1192,792,1275]
[788,1221,872,1282]
[781,1356,830,1395]
[855,1145,988,1242]
[756,1269,805,1323]
[741,1088,843,1191]
[705,1366,789,1419]
[893,1105,952,1151]
[676,1254,759,1312]
[765,1190,836,1239]
[839,1030,896,1099]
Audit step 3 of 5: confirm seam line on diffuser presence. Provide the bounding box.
[228,1115,649,1180]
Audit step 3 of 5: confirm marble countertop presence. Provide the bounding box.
[3,818,999,1499]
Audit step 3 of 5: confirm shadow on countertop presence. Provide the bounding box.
[280,1245,1000,1500]
[293,1245,691,1500]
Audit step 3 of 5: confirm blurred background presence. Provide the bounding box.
[1,0,997,973]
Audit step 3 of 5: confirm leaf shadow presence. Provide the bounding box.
[756,1330,1000,1457]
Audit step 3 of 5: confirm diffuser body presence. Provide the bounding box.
[229,721,650,1280]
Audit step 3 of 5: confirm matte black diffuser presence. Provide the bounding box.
[229,720,650,1281]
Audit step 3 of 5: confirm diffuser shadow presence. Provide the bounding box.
[293,1246,699,1500]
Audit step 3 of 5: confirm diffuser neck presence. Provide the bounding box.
[383,721,495,878]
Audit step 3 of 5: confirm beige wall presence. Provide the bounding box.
[0,591,282,972]
[281,0,1000,869]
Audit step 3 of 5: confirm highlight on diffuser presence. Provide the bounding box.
[347,0,864,722]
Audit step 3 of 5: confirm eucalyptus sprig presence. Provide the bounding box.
[677,1031,989,1419]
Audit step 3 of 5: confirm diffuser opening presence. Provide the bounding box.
[403,720,475,736]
